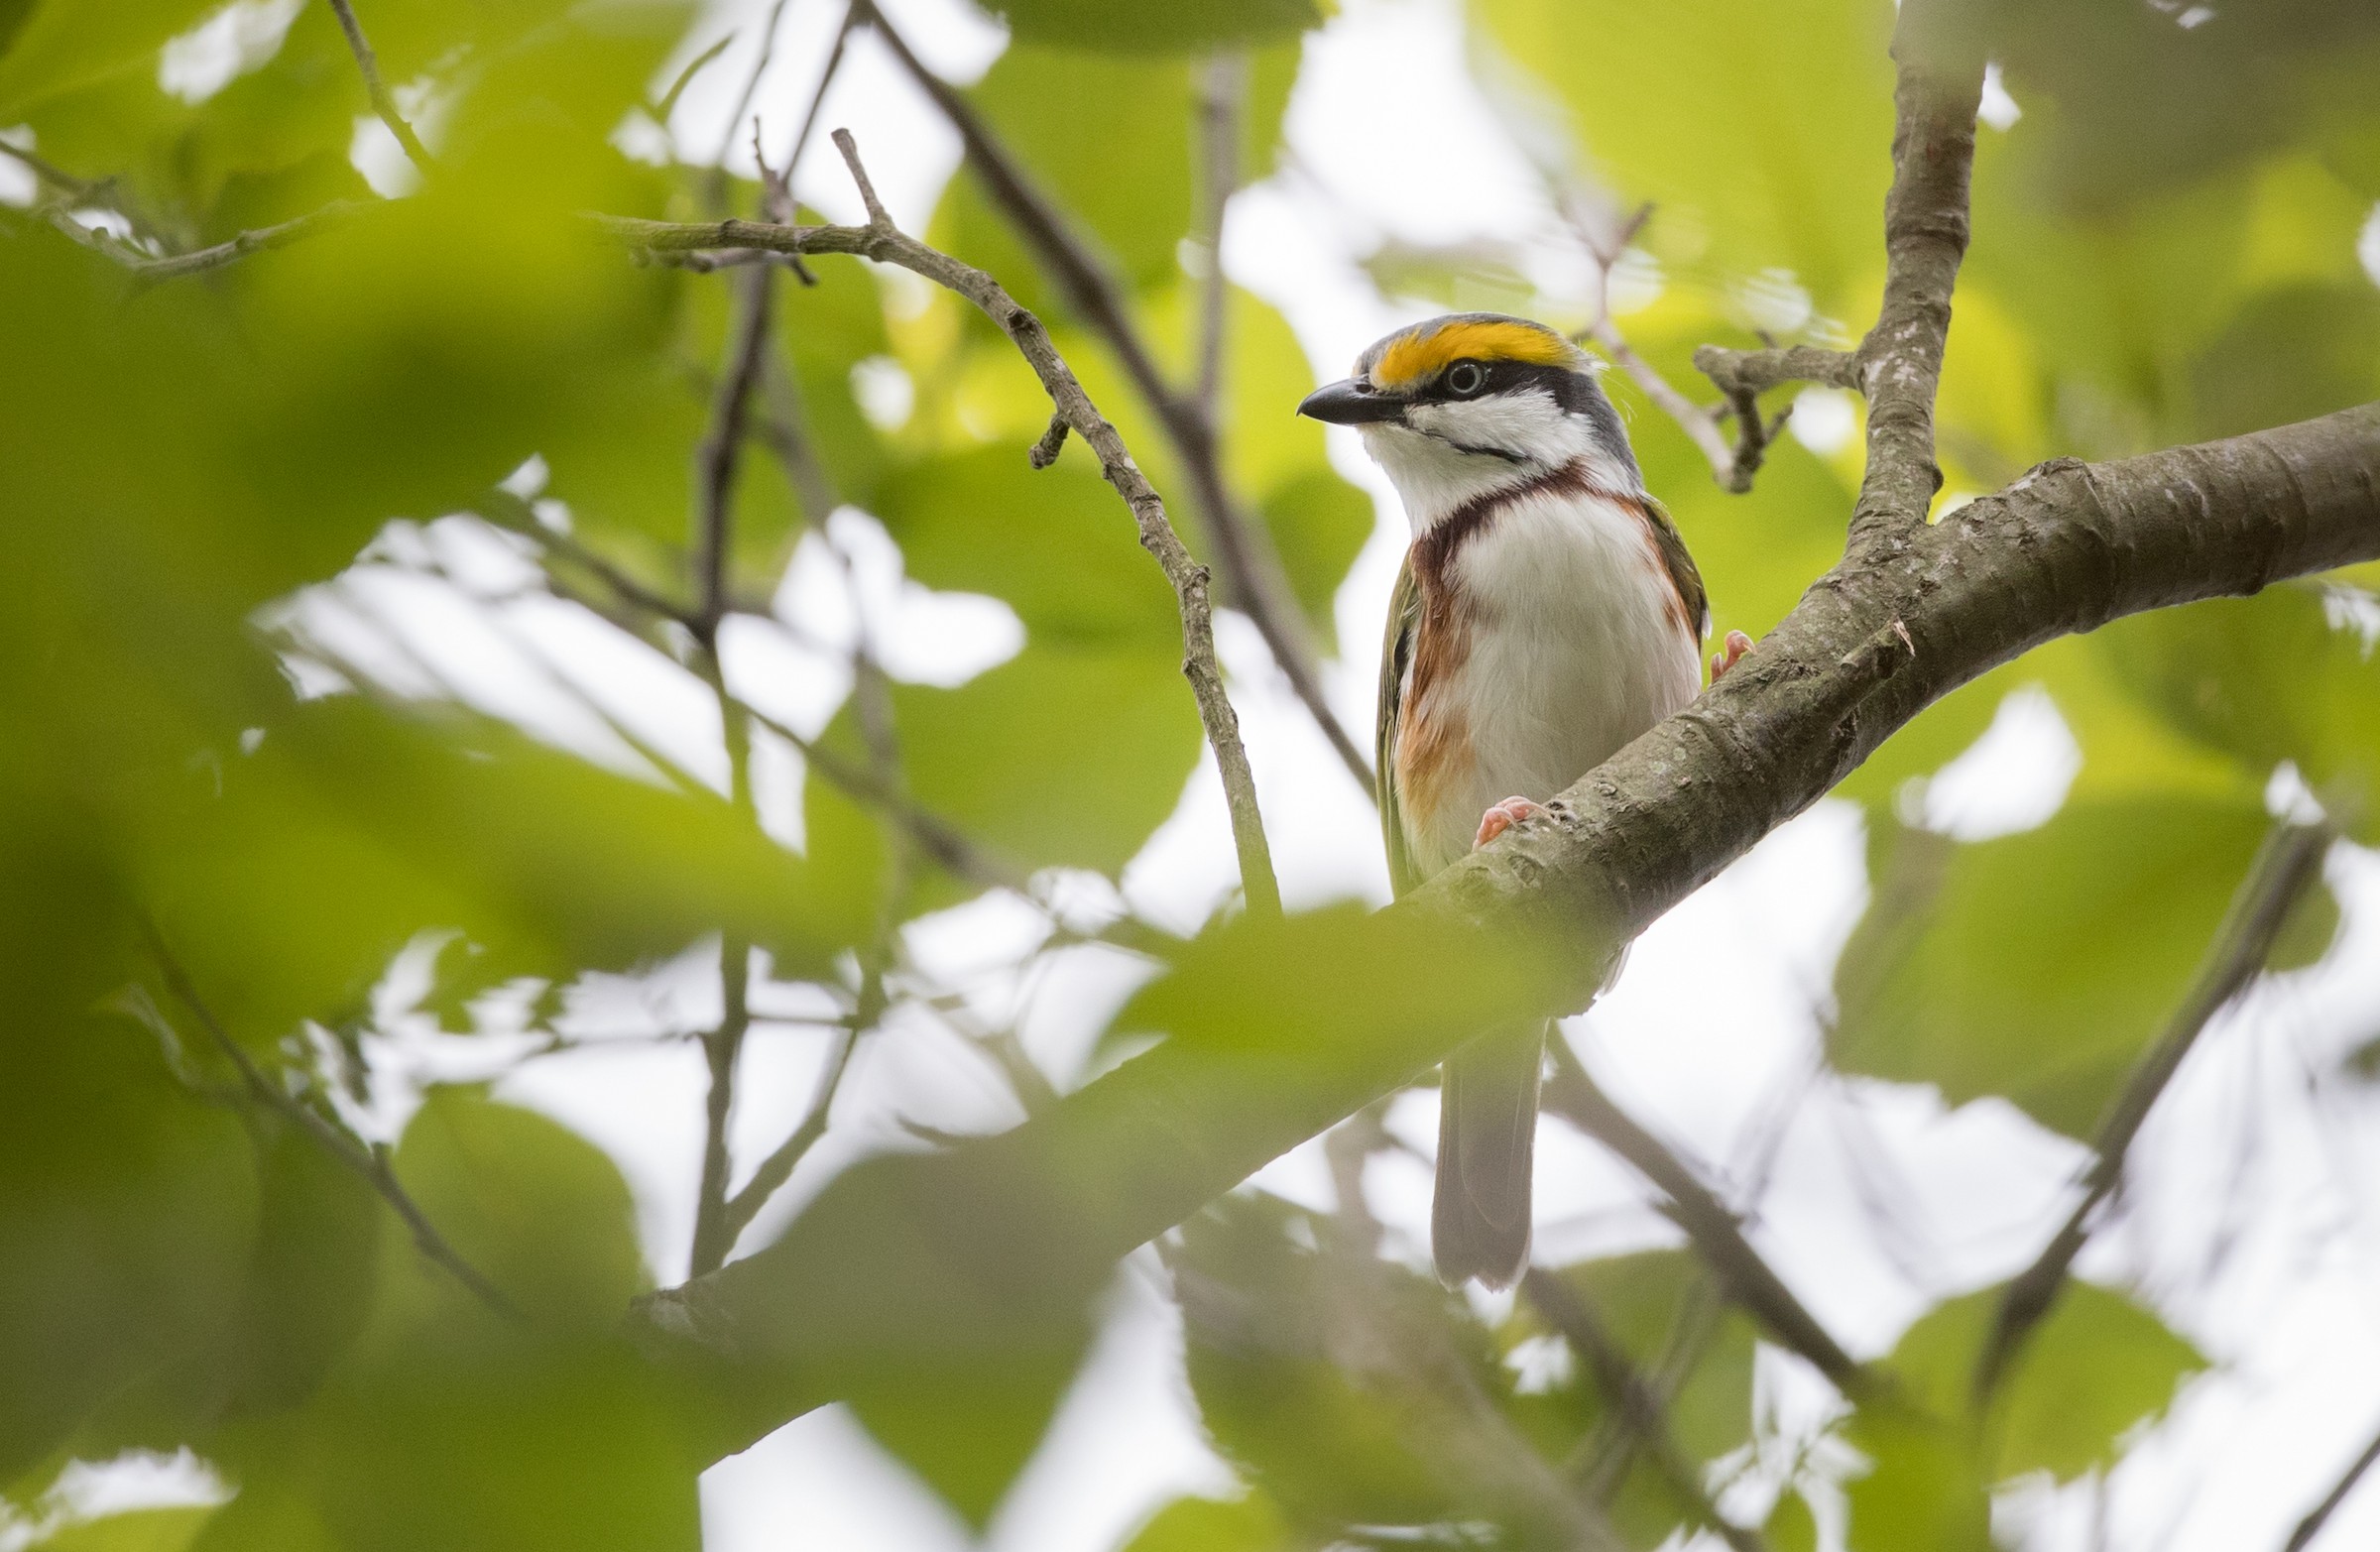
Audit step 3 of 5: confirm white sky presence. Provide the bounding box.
[25,1,2380,1549]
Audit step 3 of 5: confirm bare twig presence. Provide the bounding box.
[653,32,736,125]
[144,922,518,1318]
[718,1021,860,1245]
[616,131,1282,913]
[1542,1038,1868,1395]
[1694,344,1862,401]
[326,0,434,174]
[1524,1269,1768,1552]
[1976,816,2334,1398]
[849,0,1372,792]
[1192,51,1246,418]
[128,201,364,284]
[709,0,797,190]
[689,932,755,1276]
[0,136,109,204]
[694,262,776,640]
[2285,1413,2380,1552]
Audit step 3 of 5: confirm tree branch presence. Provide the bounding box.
[1192,51,1245,419]
[1542,1039,1867,1395]
[846,0,1373,792]
[1974,814,2334,1398]
[2285,1413,2380,1552]
[619,131,1281,914]
[633,396,2380,1461]
[689,932,755,1277]
[1844,16,1979,540]
[325,0,434,174]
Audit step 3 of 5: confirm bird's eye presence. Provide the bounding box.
[1444,360,1486,397]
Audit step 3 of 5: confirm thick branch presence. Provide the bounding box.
[326,0,434,174]
[633,400,2380,1461]
[1845,21,1980,540]
[1974,815,2334,1397]
[849,0,1373,792]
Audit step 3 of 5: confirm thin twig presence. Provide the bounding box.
[0,136,114,206]
[717,1020,860,1244]
[144,921,518,1318]
[709,0,797,194]
[688,932,755,1276]
[849,0,1372,793]
[1192,51,1246,419]
[1975,816,2334,1399]
[654,33,735,125]
[475,488,705,631]
[1524,1269,1768,1552]
[128,201,364,284]
[2285,1413,2380,1552]
[694,262,776,639]
[1542,1037,1868,1396]
[326,0,434,173]
[619,131,1281,914]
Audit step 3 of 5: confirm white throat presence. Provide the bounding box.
[1357,388,1638,535]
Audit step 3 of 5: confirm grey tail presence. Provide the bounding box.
[1432,1020,1546,1290]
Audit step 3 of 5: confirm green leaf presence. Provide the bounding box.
[876,446,1181,651]
[1121,1492,1297,1552]
[376,1087,645,1330]
[1474,0,1897,315]
[982,0,1318,56]
[891,645,1200,875]
[145,698,870,1042]
[1258,469,1372,650]
[1878,1282,2204,1483]
[2097,588,2380,844]
[1832,794,2333,1138]
[36,1506,218,1552]
[0,0,216,115]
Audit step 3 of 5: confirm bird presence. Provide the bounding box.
[1298,311,1749,1289]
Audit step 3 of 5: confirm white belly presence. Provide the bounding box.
[1401,488,1701,877]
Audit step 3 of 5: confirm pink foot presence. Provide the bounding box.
[1710,629,1754,683]
[1475,795,1545,848]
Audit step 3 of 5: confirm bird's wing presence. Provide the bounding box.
[1639,493,1712,640]
[1376,552,1425,897]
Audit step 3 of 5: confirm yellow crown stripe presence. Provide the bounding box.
[1372,318,1581,389]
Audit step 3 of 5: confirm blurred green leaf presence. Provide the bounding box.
[145,698,871,1041]
[981,0,1317,56]
[36,1506,217,1552]
[1832,795,2334,1138]
[1475,0,1896,316]
[0,0,216,116]
[379,1087,645,1330]
[1879,1281,2204,1483]
[2098,588,2380,843]
[1259,470,1371,649]
[1121,1492,1297,1552]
